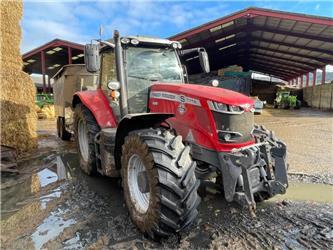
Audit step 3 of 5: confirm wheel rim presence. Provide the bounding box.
[127,154,150,214]
[78,119,89,162]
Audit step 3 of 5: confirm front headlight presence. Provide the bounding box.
[121,38,130,44]
[215,102,228,112]
[207,101,243,114]
[230,105,241,112]
[171,42,178,49]
[131,39,139,45]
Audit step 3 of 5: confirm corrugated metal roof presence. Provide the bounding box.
[170,7,333,80]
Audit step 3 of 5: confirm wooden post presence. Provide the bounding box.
[41,50,46,93]
[301,75,303,88]
[306,72,309,87]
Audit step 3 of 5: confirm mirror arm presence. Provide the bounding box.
[100,40,115,49]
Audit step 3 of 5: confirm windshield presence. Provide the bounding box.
[125,46,183,113]
[126,46,182,82]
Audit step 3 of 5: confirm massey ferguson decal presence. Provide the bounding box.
[177,103,187,114]
[150,91,201,106]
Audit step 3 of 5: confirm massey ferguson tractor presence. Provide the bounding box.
[72,30,288,239]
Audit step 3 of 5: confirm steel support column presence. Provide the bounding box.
[68,46,72,64]
[322,66,326,84]
[47,75,51,93]
[313,70,317,87]
[41,50,46,93]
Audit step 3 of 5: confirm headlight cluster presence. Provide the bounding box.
[207,101,244,114]
[121,38,139,45]
[171,42,182,49]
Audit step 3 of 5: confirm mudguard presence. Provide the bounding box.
[72,89,117,128]
[114,113,174,168]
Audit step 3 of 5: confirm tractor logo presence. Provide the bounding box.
[180,95,186,103]
[178,103,186,114]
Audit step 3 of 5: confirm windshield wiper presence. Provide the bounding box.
[128,75,159,81]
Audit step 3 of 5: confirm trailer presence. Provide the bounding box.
[53,64,98,140]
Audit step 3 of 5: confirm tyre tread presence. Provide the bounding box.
[135,128,200,238]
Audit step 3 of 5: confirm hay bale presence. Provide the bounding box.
[0,0,37,153]
[218,65,243,76]
[37,105,55,119]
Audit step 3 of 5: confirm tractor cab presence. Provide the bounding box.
[85,33,209,119]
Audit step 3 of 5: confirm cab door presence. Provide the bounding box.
[99,49,121,121]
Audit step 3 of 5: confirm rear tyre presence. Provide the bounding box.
[74,104,100,175]
[57,117,71,141]
[121,128,201,239]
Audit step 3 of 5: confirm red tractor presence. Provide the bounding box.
[72,31,288,239]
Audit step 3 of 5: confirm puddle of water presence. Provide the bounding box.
[272,182,333,203]
[37,168,59,187]
[31,208,76,250]
[1,155,71,219]
[39,188,62,209]
[63,232,84,249]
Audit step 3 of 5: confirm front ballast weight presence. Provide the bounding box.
[218,124,288,213]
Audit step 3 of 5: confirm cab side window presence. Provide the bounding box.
[99,50,121,120]
[100,50,117,91]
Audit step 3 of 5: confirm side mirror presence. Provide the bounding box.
[84,44,100,73]
[198,49,210,73]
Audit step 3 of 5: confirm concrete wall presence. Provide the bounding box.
[303,84,333,110]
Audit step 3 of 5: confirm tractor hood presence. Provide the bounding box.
[150,83,254,107]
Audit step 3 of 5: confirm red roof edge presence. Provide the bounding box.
[22,39,84,59]
[169,7,333,41]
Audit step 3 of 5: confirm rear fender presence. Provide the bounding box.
[114,113,174,169]
[72,89,117,128]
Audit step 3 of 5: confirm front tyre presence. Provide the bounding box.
[121,128,201,239]
[74,104,100,175]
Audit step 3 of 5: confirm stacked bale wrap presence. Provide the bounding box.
[0,1,37,153]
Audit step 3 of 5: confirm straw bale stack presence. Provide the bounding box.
[218,65,243,76]
[37,105,55,119]
[0,0,37,153]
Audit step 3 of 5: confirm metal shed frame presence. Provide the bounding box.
[170,7,333,86]
[22,39,84,93]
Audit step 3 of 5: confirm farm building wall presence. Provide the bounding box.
[303,84,333,110]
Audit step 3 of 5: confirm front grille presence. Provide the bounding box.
[212,111,254,143]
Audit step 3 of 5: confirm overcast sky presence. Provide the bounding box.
[21,0,333,53]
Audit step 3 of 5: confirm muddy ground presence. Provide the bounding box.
[256,108,333,179]
[1,108,333,249]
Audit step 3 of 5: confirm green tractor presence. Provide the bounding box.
[274,91,301,109]
[35,93,54,108]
